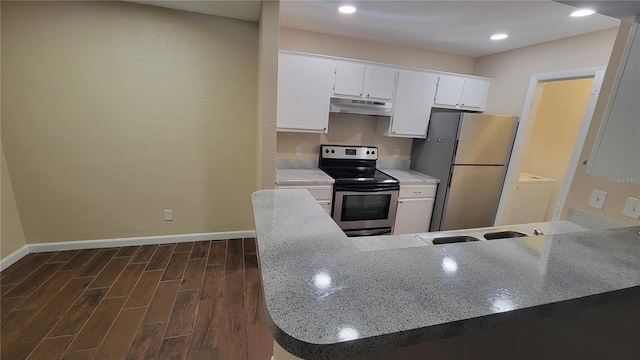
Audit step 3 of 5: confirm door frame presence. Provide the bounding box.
[494,67,606,225]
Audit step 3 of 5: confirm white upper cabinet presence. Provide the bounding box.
[434,75,489,111]
[276,51,492,135]
[460,78,490,110]
[377,70,437,138]
[363,66,397,100]
[334,62,397,100]
[277,53,336,133]
[588,21,640,179]
[434,76,465,107]
[334,62,366,97]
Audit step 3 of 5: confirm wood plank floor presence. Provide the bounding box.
[0,238,274,360]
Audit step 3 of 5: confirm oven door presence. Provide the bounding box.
[332,188,399,231]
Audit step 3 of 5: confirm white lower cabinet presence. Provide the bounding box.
[276,185,333,215]
[394,184,437,235]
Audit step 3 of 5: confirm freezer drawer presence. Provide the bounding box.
[440,165,507,231]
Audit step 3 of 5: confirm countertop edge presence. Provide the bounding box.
[268,286,640,359]
[252,189,640,359]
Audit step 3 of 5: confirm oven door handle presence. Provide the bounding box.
[334,186,398,193]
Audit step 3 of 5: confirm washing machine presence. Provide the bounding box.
[504,172,555,224]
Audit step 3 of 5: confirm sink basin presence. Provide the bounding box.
[484,231,528,240]
[432,236,480,245]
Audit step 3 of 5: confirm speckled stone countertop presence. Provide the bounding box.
[276,168,334,186]
[378,168,439,184]
[252,189,640,359]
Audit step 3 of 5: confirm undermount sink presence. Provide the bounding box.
[484,231,528,240]
[432,236,480,245]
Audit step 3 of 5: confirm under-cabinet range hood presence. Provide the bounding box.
[329,97,393,117]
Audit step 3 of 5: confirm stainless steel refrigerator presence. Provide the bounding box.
[411,111,518,231]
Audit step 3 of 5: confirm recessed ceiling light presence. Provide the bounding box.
[570,8,596,17]
[490,33,508,41]
[338,5,356,14]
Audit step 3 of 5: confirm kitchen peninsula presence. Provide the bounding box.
[252,189,640,359]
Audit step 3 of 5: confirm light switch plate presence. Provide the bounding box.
[295,146,302,156]
[622,197,640,219]
[394,149,400,157]
[588,189,607,209]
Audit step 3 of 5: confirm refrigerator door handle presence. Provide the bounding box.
[447,170,453,188]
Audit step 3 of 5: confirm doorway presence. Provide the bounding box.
[495,68,606,225]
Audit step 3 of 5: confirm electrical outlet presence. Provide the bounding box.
[295,145,302,156]
[394,149,400,157]
[164,209,173,221]
[622,197,640,219]
[588,190,607,210]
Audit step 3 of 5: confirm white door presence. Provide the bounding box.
[364,66,397,100]
[390,71,437,137]
[334,62,365,97]
[434,76,465,107]
[394,198,435,235]
[277,54,336,132]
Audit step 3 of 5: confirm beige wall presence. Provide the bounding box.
[1,1,28,258]
[474,28,619,116]
[520,79,594,221]
[257,0,279,189]
[564,22,640,225]
[277,114,413,161]
[1,148,27,258]
[1,1,259,244]
[280,27,475,74]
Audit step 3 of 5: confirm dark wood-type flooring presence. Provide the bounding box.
[0,238,274,359]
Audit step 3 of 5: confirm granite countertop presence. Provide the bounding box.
[378,168,439,184]
[276,168,335,186]
[252,189,640,359]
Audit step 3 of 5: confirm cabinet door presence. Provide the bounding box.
[389,71,437,137]
[460,78,489,110]
[588,21,640,179]
[317,200,332,215]
[277,54,336,133]
[334,62,365,97]
[394,198,435,235]
[434,76,465,107]
[364,66,397,100]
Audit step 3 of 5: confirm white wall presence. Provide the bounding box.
[280,27,475,74]
[474,28,618,116]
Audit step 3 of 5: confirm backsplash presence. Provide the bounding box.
[275,157,410,169]
[276,113,413,165]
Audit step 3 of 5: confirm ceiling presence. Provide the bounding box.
[279,0,621,58]
[127,1,263,22]
[124,1,629,59]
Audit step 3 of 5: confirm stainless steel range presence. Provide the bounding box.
[319,145,399,237]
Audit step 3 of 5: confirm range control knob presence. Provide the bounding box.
[372,150,375,155]
[331,150,335,154]
[325,149,329,153]
[366,151,370,154]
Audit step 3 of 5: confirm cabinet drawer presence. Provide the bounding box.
[276,185,333,201]
[399,184,436,198]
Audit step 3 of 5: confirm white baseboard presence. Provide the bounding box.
[0,230,256,269]
[0,245,30,271]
